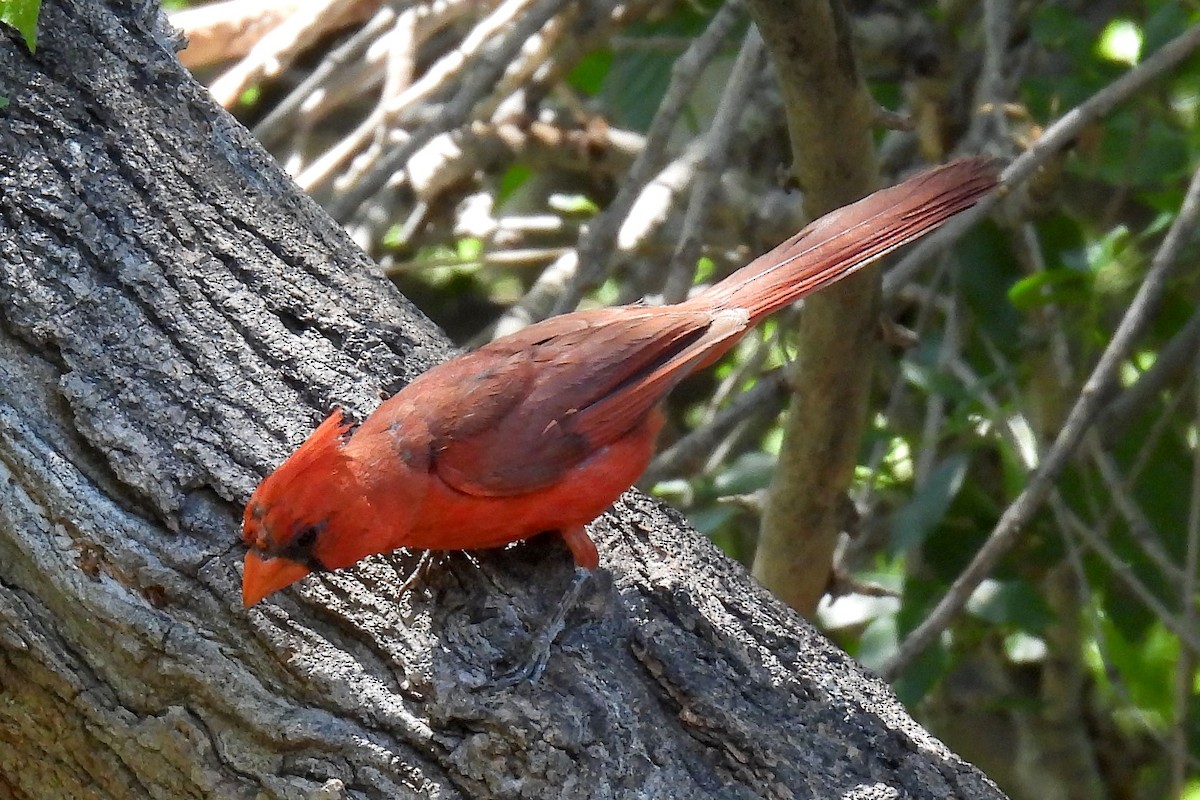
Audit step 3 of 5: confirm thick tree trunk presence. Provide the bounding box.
[0,2,1006,798]
[746,0,882,616]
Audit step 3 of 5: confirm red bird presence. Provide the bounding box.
[243,158,997,606]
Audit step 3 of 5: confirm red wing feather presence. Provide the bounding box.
[431,308,745,496]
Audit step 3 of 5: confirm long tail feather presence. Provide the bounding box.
[695,157,999,323]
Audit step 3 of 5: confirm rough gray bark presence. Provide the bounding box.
[0,2,1007,798]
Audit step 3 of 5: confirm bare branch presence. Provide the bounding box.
[1052,494,1200,657]
[549,1,746,314]
[173,0,381,71]
[1086,436,1185,589]
[251,4,399,148]
[643,370,787,486]
[1099,305,1200,440]
[1172,354,1200,792]
[326,0,571,220]
[662,27,766,303]
[491,0,747,333]
[207,0,374,107]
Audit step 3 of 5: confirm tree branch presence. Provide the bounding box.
[745,0,881,615]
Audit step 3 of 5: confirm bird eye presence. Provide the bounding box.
[296,526,320,549]
[279,521,329,572]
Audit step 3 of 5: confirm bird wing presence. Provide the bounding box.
[423,306,747,497]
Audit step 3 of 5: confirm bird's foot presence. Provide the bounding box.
[395,549,438,594]
[493,566,593,687]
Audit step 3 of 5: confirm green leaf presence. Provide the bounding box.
[456,237,483,262]
[1088,615,1179,721]
[547,192,599,215]
[900,356,973,402]
[1007,268,1092,310]
[966,579,1054,632]
[1142,2,1193,57]
[1,0,40,51]
[956,221,1023,346]
[567,50,612,96]
[1096,18,1142,66]
[1029,5,1092,61]
[687,504,736,538]
[713,451,776,495]
[238,85,262,108]
[497,164,531,203]
[890,454,969,554]
[381,224,407,249]
[892,636,949,706]
[1074,110,1190,186]
[602,48,675,131]
[855,615,899,671]
[599,3,716,131]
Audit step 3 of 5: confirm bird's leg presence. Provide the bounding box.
[493,564,594,687]
[559,524,600,571]
[394,549,438,594]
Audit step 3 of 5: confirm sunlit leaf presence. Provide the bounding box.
[1097,19,1142,66]
[1007,268,1092,310]
[1,0,39,51]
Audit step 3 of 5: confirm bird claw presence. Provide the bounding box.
[492,644,551,688]
[492,567,592,687]
[395,549,438,594]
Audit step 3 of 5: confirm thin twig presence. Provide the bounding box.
[1052,494,1200,657]
[1100,305,1200,440]
[912,287,959,484]
[548,0,746,315]
[251,4,399,146]
[614,137,707,256]
[489,2,745,335]
[881,159,1200,681]
[662,26,765,303]
[380,5,418,107]
[642,370,786,486]
[298,0,508,192]
[1057,495,1198,771]
[852,260,955,509]
[209,0,368,107]
[327,0,571,220]
[383,246,571,274]
[1086,435,1185,589]
[960,0,1011,153]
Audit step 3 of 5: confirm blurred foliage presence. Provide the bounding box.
[189,0,1200,796]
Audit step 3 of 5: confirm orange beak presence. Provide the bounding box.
[242,550,312,607]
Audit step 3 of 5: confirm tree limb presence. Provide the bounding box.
[745,0,881,615]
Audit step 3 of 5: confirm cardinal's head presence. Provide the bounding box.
[241,409,364,606]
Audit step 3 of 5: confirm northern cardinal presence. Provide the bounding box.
[243,158,997,607]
